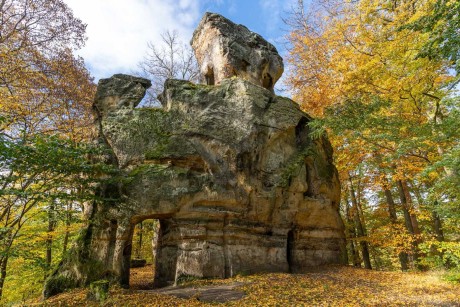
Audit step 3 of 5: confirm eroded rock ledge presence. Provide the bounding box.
[44,12,346,298]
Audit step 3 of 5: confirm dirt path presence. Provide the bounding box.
[129,264,155,290]
[130,265,246,303]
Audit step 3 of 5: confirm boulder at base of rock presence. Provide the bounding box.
[87,280,109,302]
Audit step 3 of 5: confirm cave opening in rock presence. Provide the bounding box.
[125,218,160,290]
[295,116,310,147]
[241,59,250,72]
[262,73,273,90]
[205,66,215,85]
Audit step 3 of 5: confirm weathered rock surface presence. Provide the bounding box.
[191,12,283,92]
[44,76,345,295]
[94,74,151,116]
[151,282,247,303]
[44,13,345,297]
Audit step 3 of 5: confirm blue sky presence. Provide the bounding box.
[203,0,294,44]
[63,0,297,81]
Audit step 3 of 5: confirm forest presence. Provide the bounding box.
[0,0,459,305]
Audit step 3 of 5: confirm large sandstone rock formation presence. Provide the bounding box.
[44,13,345,298]
[191,12,283,92]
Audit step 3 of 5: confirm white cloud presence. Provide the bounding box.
[227,0,238,15]
[257,0,297,54]
[64,0,202,80]
[258,0,280,32]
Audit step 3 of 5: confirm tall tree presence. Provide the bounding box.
[0,0,96,301]
[0,135,106,299]
[343,188,361,267]
[348,175,372,269]
[0,0,88,133]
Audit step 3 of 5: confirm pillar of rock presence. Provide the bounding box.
[191,12,284,92]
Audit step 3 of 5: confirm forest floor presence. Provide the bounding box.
[31,265,460,306]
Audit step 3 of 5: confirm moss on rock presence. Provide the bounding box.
[43,275,77,298]
[87,280,110,302]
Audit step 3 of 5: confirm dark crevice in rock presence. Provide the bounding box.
[262,73,273,90]
[295,116,310,147]
[304,164,315,198]
[241,59,250,72]
[205,66,215,85]
[287,230,294,273]
[236,152,252,172]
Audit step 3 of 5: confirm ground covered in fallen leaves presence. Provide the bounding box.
[32,265,459,306]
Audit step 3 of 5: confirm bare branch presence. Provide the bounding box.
[136,30,199,107]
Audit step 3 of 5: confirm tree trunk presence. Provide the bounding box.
[0,256,8,300]
[45,201,56,278]
[382,185,409,271]
[432,208,445,242]
[397,180,415,233]
[62,202,73,254]
[374,156,409,270]
[349,177,372,269]
[344,190,360,267]
[412,182,445,242]
[397,180,421,266]
[383,188,397,222]
[152,221,160,262]
[401,181,421,235]
[136,222,143,259]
